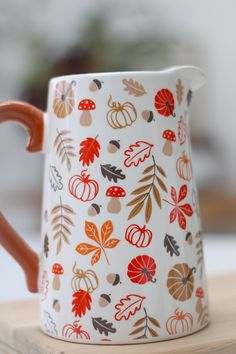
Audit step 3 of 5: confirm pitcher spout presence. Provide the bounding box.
[169,65,206,91]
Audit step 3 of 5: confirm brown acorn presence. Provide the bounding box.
[88,203,101,217]
[185,232,193,245]
[142,110,154,122]
[53,299,61,312]
[106,273,121,286]
[89,79,103,91]
[107,140,120,154]
[98,294,111,307]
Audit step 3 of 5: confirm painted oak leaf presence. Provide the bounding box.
[114,294,145,321]
[79,135,100,167]
[124,141,153,167]
[163,184,193,230]
[72,290,92,317]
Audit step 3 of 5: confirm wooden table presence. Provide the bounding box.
[0,273,236,354]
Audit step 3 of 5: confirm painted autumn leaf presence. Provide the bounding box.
[176,79,184,105]
[129,307,160,340]
[76,220,120,265]
[127,155,167,223]
[122,78,147,97]
[79,135,100,167]
[163,184,193,230]
[49,165,63,191]
[54,129,76,171]
[124,141,153,167]
[72,289,92,317]
[100,164,126,183]
[114,294,145,321]
[164,233,180,256]
[92,317,117,336]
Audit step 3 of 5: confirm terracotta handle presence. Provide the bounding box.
[0,101,45,292]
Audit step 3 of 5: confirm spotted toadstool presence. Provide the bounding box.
[106,186,126,213]
[78,99,96,126]
[162,129,176,156]
[52,263,64,290]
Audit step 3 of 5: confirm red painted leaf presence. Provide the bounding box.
[72,290,92,317]
[171,186,178,204]
[178,184,187,203]
[124,141,153,167]
[114,294,145,321]
[169,208,178,223]
[79,136,100,167]
[179,203,193,217]
[177,210,187,230]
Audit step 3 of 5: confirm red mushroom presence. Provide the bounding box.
[106,186,126,213]
[196,287,204,299]
[195,287,204,313]
[78,99,96,126]
[162,129,176,156]
[52,263,64,290]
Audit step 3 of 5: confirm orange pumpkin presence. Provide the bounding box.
[176,152,192,181]
[167,263,196,301]
[68,170,99,202]
[106,95,137,129]
[53,80,76,118]
[166,308,193,335]
[125,224,152,248]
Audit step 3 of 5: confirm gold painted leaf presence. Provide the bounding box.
[156,164,166,177]
[133,317,146,327]
[128,201,144,220]
[148,316,161,328]
[129,326,146,336]
[143,165,153,174]
[155,176,167,192]
[145,195,152,223]
[122,78,146,97]
[56,238,62,256]
[139,174,154,183]
[134,334,147,340]
[126,193,147,207]
[131,184,151,195]
[153,185,161,208]
[176,79,184,105]
[148,326,158,337]
[61,204,76,214]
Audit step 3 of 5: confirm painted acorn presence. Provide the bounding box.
[142,110,154,122]
[107,140,120,154]
[88,203,101,217]
[53,299,61,312]
[106,273,121,286]
[185,232,193,245]
[98,293,111,307]
[89,79,103,91]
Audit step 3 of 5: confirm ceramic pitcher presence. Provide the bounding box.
[0,66,209,344]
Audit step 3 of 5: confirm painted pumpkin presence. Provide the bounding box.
[68,170,99,202]
[154,89,175,117]
[125,224,152,248]
[127,255,156,284]
[178,115,187,145]
[71,263,99,294]
[53,80,76,118]
[106,95,137,129]
[167,263,196,301]
[176,152,192,181]
[166,308,193,335]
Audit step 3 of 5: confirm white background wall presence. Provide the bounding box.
[0,0,236,231]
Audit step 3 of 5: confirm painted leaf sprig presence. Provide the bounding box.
[79,135,100,167]
[195,231,204,279]
[100,164,126,183]
[163,185,193,230]
[51,197,75,255]
[76,220,120,265]
[129,307,160,340]
[164,234,180,256]
[127,155,167,222]
[122,78,147,97]
[176,79,184,105]
[92,317,117,336]
[54,130,76,171]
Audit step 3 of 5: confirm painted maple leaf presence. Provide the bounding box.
[163,184,193,230]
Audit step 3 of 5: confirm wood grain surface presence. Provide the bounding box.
[0,273,236,354]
